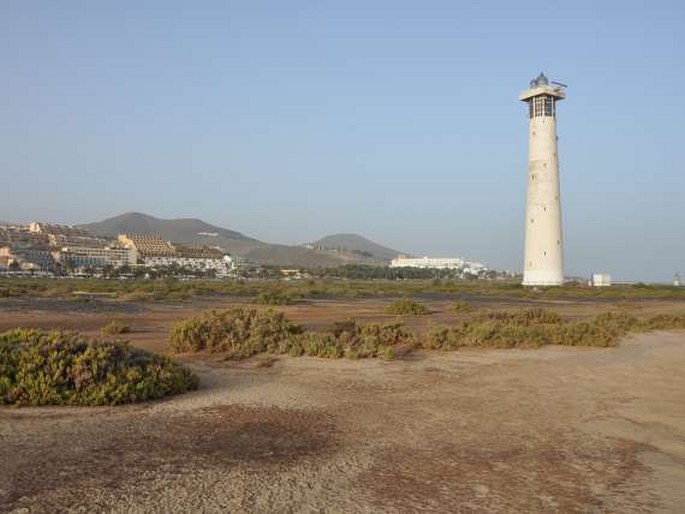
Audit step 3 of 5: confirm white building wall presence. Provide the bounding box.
[523,114,564,286]
[390,256,485,271]
[143,255,234,276]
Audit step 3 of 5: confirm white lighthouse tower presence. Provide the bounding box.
[520,72,566,286]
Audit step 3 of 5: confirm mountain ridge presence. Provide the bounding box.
[78,212,395,267]
[307,233,402,261]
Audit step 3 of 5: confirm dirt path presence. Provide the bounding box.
[2,331,685,513]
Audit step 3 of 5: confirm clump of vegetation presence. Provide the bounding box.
[386,297,431,316]
[253,290,297,306]
[639,312,685,331]
[425,309,685,350]
[101,320,131,335]
[170,305,685,361]
[0,329,198,406]
[170,308,414,361]
[287,319,416,360]
[170,307,303,359]
[450,301,473,313]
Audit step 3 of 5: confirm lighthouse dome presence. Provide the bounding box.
[534,72,549,86]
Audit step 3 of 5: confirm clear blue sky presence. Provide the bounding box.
[1,1,683,281]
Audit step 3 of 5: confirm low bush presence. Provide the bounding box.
[425,309,685,350]
[386,297,431,316]
[287,319,416,360]
[170,307,303,359]
[170,308,415,361]
[101,320,131,335]
[0,329,198,406]
[169,306,685,361]
[639,313,685,331]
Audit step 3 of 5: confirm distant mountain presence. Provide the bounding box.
[245,244,354,268]
[307,233,403,261]
[79,212,265,255]
[79,212,389,267]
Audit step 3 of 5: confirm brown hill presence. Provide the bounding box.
[80,212,264,255]
[307,233,402,261]
[79,213,390,267]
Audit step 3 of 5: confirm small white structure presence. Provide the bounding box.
[591,273,612,287]
[674,273,681,287]
[520,72,566,286]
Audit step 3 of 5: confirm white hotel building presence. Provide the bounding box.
[390,256,486,274]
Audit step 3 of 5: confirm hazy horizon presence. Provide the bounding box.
[2,1,683,282]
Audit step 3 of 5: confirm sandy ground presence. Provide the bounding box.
[1,298,685,512]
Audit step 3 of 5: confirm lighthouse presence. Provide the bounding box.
[520,72,566,286]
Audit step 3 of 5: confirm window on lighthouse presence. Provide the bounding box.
[530,96,555,118]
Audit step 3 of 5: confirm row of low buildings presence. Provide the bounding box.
[0,223,248,277]
[118,234,245,276]
[0,223,135,272]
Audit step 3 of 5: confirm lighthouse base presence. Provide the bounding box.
[522,269,564,287]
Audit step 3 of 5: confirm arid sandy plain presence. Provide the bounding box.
[1,296,685,513]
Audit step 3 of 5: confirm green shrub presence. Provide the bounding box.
[424,309,685,350]
[482,307,564,326]
[386,297,431,316]
[0,329,198,406]
[101,320,131,335]
[286,319,416,360]
[170,309,416,361]
[170,307,303,359]
[426,308,586,350]
[641,313,685,331]
[169,305,685,360]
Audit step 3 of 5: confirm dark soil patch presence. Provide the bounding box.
[1,405,338,512]
[360,434,656,512]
